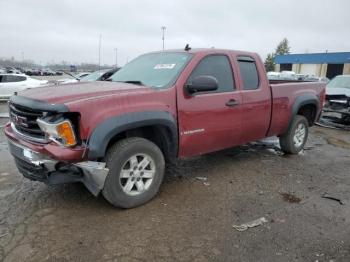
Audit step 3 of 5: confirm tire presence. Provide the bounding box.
[279,115,309,154]
[102,137,165,208]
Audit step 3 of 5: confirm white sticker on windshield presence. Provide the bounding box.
[154,64,176,69]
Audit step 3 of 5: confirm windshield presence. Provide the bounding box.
[110,52,192,88]
[80,69,108,82]
[327,76,350,89]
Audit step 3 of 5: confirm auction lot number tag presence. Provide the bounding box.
[154,64,176,69]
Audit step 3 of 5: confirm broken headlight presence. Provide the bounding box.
[37,116,77,147]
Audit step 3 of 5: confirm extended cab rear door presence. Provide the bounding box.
[176,52,243,157]
[235,55,272,143]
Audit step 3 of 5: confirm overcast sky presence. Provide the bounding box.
[0,0,349,66]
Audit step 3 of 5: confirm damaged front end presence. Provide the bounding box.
[7,138,109,196]
[5,95,109,196]
[319,94,350,130]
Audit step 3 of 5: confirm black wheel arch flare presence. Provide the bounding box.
[87,111,178,160]
[288,94,320,130]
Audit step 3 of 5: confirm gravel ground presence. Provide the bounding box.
[0,118,349,262]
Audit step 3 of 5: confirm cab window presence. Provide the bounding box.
[188,55,235,93]
[237,56,259,90]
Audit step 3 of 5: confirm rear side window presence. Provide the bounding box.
[2,75,26,82]
[188,55,235,92]
[238,56,259,90]
[16,76,26,82]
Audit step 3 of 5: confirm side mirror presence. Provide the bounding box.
[185,75,218,94]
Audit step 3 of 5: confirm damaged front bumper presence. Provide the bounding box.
[319,95,350,129]
[8,138,109,196]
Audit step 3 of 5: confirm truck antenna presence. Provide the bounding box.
[184,44,191,51]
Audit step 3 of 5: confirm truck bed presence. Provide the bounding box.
[268,81,325,136]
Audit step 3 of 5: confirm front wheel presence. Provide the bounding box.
[279,115,309,154]
[102,137,165,208]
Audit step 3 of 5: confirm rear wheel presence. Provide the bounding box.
[102,137,165,208]
[279,115,309,154]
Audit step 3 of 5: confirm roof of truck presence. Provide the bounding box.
[150,48,259,56]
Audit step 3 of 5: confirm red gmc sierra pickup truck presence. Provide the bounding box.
[5,48,326,208]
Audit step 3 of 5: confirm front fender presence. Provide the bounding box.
[87,111,178,160]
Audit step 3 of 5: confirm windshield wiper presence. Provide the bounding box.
[117,80,145,86]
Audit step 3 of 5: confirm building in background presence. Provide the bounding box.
[274,52,350,79]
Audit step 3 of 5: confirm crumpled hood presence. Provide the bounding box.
[326,87,350,97]
[18,81,154,104]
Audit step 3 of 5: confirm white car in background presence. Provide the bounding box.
[0,74,49,100]
[326,75,350,97]
[280,71,297,80]
[267,71,281,80]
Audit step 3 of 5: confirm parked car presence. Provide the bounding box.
[267,71,281,80]
[79,68,120,82]
[24,68,35,76]
[296,74,307,81]
[4,48,326,208]
[280,71,297,80]
[25,68,42,76]
[42,69,56,76]
[326,75,350,97]
[0,74,49,100]
[5,67,21,74]
[306,75,330,83]
[57,72,91,84]
[321,75,350,127]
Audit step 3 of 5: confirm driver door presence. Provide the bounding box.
[177,54,242,157]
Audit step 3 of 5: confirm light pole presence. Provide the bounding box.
[114,48,118,67]
[98,34,102,70]
[161,26,166,51]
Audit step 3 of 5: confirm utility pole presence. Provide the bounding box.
[98,34,102,70]
[114,48,118,67]
[161,26,166,51]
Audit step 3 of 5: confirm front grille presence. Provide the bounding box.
[326,94,350,110]
[9,103,46,141]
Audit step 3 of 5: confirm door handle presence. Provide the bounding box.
[225,99,239,107]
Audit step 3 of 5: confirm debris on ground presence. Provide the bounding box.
[303,146,315,151]
[232,217,268,232]
[0,233,8,238]
[321,193,346,205]
[326,137,350,150]
[317,116,350,131]
[271,218,286,223]
[203,182,210,186]
[280,192,302,203]
[195,176,208,181]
